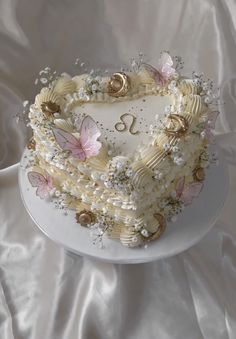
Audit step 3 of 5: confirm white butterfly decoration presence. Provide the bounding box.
[175,177,203,206]
[53,115,101,162]
[142,52,177,85]
[204,110,219,143]
[28,171,55,199]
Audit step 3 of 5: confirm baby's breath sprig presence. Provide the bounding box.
[174,56,184,72]
[34,67,57,87]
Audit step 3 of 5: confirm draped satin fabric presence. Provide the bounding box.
[0,1,236,338]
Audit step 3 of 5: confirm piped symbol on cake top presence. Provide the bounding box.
[114,113,140,135]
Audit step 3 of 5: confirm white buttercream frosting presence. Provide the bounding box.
[27,60,216,247]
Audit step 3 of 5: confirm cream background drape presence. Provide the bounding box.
[1,1,236,338]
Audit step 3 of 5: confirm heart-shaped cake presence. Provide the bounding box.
[27,52,219,247]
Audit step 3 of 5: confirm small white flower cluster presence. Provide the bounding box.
[89,223,105,248]
[91,201,101,211]
[168,80,178,93]
[191,119,206,137]
[89,214,113,248]
[53,192,68,215]
[202,84,219,105]
[173,55,184,72]
[173,155,185,166]
[35,67,57,86]
[78,87,90,101]
[21,151,37,171]
[103,156,134,194]
[129,53,145,73]
[84,71,103,96]
[61,179,72,192]
[74,58,87,70]
[199,148,210,168]
[163,142,171,152]
[192,72,219,105]
[162,141,185,166]
[153,169,163,181]
[158,196,183,222]
[15,100,30,125]
[210,151,219,166]
[23,100,29,108]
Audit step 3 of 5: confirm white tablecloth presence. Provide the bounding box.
[1,1,236,338]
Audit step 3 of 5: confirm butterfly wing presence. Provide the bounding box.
[181,182,203,205]
[53,128,86,161]
[28,171,50,199]
[28,171,46,187]
[36,184,51,199]
[158,52,174,67]
[158,52,176,80]
[176,177,185,199]
[45,172,54,190]
[80,116,102,158]
[142,63,164,85]
[205,127,215,144]
[161,64,177,79]
[204,111,219,143]
[207,110,219,129]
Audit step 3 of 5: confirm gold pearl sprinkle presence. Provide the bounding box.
[108,72,131,97]
[193,167,205,182]
[41,101,61,117]
[75,210,96,227]
[165,114,189,138]
[27,138,36,150]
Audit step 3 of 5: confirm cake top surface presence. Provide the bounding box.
[74,94,172,155]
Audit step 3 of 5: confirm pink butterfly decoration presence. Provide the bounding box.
[204,110,219,143]
[28,171,54,199]
[142,52,177,85]
[176,177,203,206]
[53,115,101,162]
